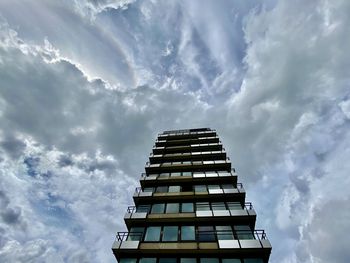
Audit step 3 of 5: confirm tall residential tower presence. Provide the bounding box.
[112,128,271,263]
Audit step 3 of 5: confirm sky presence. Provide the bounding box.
[0,0,350,262]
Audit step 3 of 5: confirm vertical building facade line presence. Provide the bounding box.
[112,128,272,263]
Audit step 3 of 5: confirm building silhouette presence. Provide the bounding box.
[112,128,271,263]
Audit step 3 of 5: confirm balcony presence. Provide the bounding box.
[140,170,237,188]
[124,203,256,227]
[112,229,271,260]
[133,184,245,205]
[157,130,217,141]
[145,159,231,174]
[149,150,227,163]
[153,143,223,155]
[155,136,219,147]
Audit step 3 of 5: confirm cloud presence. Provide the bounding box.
[0,0,350,263]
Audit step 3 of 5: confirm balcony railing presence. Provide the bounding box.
[158,130,216,137]
[115,229,268,243]
[126,202,254,214]
[145,158,230,167]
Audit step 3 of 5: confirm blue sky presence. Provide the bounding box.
[0,0,350,262]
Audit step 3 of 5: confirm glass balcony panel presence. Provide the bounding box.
[171,172,181,177]
[145,227,161,241]
[206,172,217,177]
[193,173,205,178]
[162,226,178,241]
[222,184,234,189]
[143,187,154,192]
[208,185,220,190]
[151,204,165,214]
[181,226,195,241]
[196,202,210,211]
[182,203,194,213]
[159,173,170,178]
[168,186,181,192]
[218,172,231,177]
[182,172,192,177]
[140,258,157,263]
[166,203,179,213]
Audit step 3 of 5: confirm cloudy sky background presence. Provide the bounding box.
[0,0,350,262]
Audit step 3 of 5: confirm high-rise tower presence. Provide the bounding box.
[112,128,271,263]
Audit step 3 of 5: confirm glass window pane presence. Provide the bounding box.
[234,225,254,240]
[168,186,181,192]
[182,203,194,213]
[198,226,215,242]
[222,259,241,263]
[144,227,161,241]
[159,258,177,263]
[136,205,151,213]
[128,227,144,241]
[227,202,242,210]
[151,204,165,214]
[156,186,168,193]
[243,259,264,263]
[143,187,154,192]
[140,258,157,263]
[162,226,178,241]
[196,202,210,211]
[200,258,219,263]
[212,202,226,210]
[194,185,207,193]
[181,258,196,263]
[119,259,137,263]
[216,226,234,240]
[166,203,179,213]
[181,226,195,241]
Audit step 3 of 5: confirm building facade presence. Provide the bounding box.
[112,128,271,263]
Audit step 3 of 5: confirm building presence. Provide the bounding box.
[112,128,272,263]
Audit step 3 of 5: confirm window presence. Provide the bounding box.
[144,227,161,241]
[181,185,193,192]
[156,186,168,193]
[243,260,264,263]
[234,225,254,240]
[166,203,179,213]
[216,226,234,240]
[159,259,177,263]
[200,258,219,263]
[162,226,178,241]
[181,226,195,241]
[194,185,207,193]
[140,258,157,263]
[181,259,196,263]
[120,258,137,263]
[227,202,242,210]
[198,226,215,242]
[128,227,144,241]
[182,203,194,213]
[151,204,165,214]
[168,186,181,192]
[136,205,151,213]
[222,259,241,263]
[212,202,226,210]
[196,202,210,211]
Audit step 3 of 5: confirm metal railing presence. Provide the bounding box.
[115,229,267,243]
[126,202,254,214]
